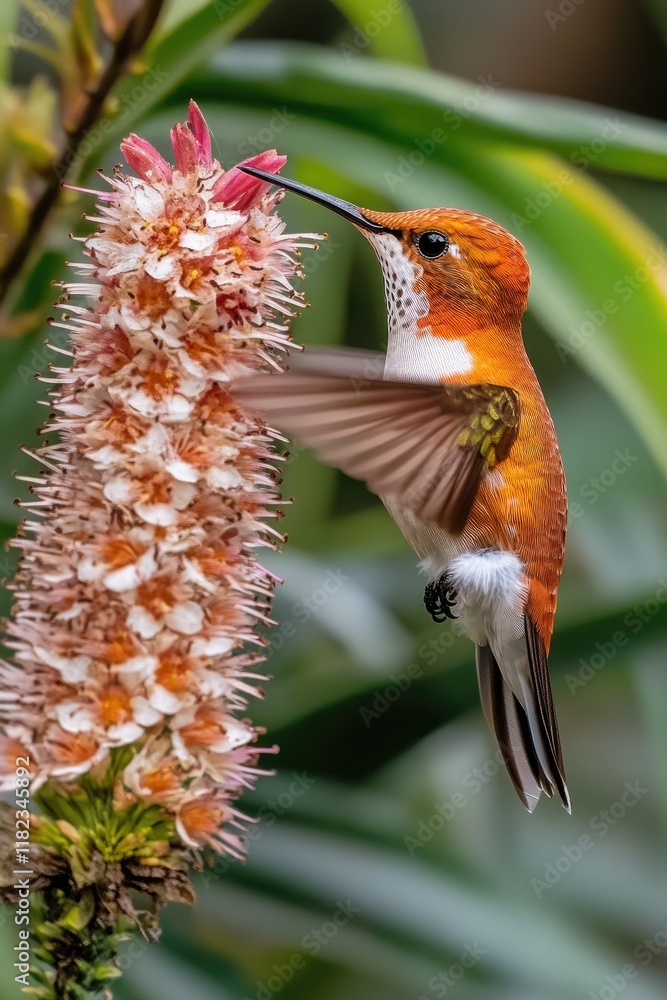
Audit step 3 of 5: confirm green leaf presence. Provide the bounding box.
[21,0,69,45]
[189,42,667,178]
[152,0,215,35]
[645,0,667,41]
[330,0,427,67]
[632,644,667,833]
[0,1,21,81]
[238,823,655,998]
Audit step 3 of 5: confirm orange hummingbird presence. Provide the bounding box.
[235,165,569,813]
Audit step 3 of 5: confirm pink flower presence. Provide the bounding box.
[0,102,320,856]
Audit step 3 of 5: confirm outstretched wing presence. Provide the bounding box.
[233,347,519,534]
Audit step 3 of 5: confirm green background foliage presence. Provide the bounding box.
[2,1,667,997]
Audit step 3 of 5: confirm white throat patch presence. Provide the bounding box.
[367,232,473,384]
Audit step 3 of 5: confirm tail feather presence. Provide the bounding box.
[524,615,569,810]
[476,644,542,812]
[475,626,569,812]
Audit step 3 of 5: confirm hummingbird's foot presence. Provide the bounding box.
[424,576,458,623]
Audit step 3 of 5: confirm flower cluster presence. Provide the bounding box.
[0,102,317,856]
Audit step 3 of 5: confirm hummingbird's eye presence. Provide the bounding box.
[416,230,450,259]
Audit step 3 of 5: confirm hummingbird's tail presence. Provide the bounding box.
[475,629,570,813]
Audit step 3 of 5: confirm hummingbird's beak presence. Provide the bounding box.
[237,165,391,234]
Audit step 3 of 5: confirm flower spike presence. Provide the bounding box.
[0,106,321,866]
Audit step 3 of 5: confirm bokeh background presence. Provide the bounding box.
[2,1,667,997]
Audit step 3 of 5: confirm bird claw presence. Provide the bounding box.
[424,577,458,623]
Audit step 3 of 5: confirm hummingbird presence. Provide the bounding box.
[234,165,569,813]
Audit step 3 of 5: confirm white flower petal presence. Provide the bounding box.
[103,563,142,591]
[178,372,207,397]
[135,502,177,527]
[77,555,105,584]
[104,550,156,592]
[132,181,165,220]
[55,702,94,734]
[165,601,203,635]
[171,481,197,510]
[198,670,232,698]
[145,254,178,281]
[165,459,199,483]
[127,606,161,638]
[131,695,163,727]
[190,635,234,656]
[148,684,184,714]
[103,476,133,504]
[111,655,157,681]
[211,719,253,753]
[182,557,217,594]
[180,230,217,252]
[107,721,145,744]
[205,208,245,231]
[207,466,245,489]
[105,245,145,276]
[88,444,125,466]
[130,423,170,455]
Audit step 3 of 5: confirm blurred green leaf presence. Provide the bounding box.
[239,823,661,998]
[154,0,214,34]
[330,0,427,67]
[0,2,20,81]
[632,645,667,832]
[191,42,667,178]
[645,0,667,40]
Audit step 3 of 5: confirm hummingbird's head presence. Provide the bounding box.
[238,166,530,336]
[358,206,530,328]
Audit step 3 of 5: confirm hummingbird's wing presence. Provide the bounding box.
[233,347,519,535]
